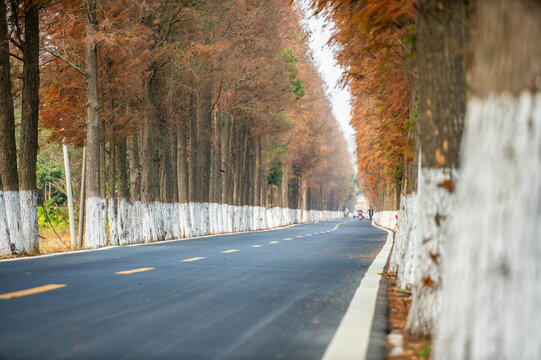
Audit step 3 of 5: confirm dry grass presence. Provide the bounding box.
[39,230,74,254]
[387,275,432,359]
[0,229,75,259]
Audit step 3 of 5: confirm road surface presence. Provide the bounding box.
[0,218,387,360]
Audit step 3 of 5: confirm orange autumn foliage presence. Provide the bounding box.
[310,0,414,206]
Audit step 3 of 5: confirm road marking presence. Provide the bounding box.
[322,226,393,360]
[252,245,262,248]
[306,234,313,236]
[284,238,293,240]
[181,257,206,262]
[269,241,279,244]
[116,267,155,275]
[295,235,303,238]
[0,284,67,299]
[221,249,239,253]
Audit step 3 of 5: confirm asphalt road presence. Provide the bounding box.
[0,218,387,360]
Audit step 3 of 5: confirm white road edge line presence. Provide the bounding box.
[322,223,393,360]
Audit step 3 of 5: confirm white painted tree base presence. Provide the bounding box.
[20,190,39,254]
[91,196,342,250]
[0,191,12,255]
[406,167,456,337]
[107,198,118,246]
[85,197,106,248]
[435,93,541,359]
[4,191,25,254]
[117,198,130,245]
[389,194,418,290]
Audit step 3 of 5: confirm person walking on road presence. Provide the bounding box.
[368,207,374,223]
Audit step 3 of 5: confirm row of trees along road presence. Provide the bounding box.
[0,0,355,255]
[314,0,541,357]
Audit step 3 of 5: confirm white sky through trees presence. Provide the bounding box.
[297,1,357,170]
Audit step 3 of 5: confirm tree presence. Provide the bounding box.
[0,0,24,254]
[436,1,541,357]
[19,0,41,254]
[405,0,466,337]
[83,0,106,248]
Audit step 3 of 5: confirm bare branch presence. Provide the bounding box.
[42,47,87,77]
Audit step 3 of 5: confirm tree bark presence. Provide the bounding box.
[406,0,466,337]
[19,0,40,254]
[117,137,129,244]
[107,136,117,245]
[83,0,105,248]
[436,1,541,358]
[220,116,230,205]
[197,86,212,203]
[129,134,141,242]
[0,1,22,253]
[178,119,189,204]
[188,92,198,203]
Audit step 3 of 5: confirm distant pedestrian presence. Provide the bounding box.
[368,207,374,222]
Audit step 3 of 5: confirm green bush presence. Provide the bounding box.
[38,199,70,231]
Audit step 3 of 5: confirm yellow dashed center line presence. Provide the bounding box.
[252,245,262,248]
[221,249,239,253]
[0,284,67,300]
[116,267,155,275]
[269,241,279,244]
[284,238,293,240]
[181,257,206,262]
[306,234,313,236]
[295,235,303,238]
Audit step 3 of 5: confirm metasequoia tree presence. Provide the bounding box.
[15,0,41,254]
[436,1,541,357]
[310,0,414,209]
[309,0,468,338]
[405,0,466,337]
[35,0,353,249]
[0,0,24,254]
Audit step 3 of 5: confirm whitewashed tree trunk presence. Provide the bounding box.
[107,198,118,245]
[117,198,129,245]
[391,193,417,286]
[20,190,38,253]
[85,197,104,248]
[131,201,142,243]
[435,93,541,359]
[397,194,418,290]
[100,198,108,246]
[406,168,456,336]
[4,191,25,253]
[0,190,11,255]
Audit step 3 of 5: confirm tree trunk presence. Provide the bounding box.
[19,0,40,254]
[406,0,466,337]
[0,180,12,255]
[77,147,86,249]
[436,1,541,358]
[0,1,23,254]
[178,120,189,204]
[129,134,141,243]
[198,86,212,204]
[220,116,230,204]
[83,0,105,248]
[140,71,159,242]
[107,136,118,245]
[117,138,129,245]
[170,130,178,205]
[188,93,198,203]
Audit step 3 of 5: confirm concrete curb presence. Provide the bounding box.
[322,222,393,360]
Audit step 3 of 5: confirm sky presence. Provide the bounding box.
[296,1,358,170]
